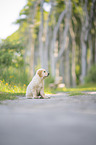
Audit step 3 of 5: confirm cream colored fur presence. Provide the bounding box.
[26,68,49,99]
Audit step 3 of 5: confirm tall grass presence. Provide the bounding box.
[0,66,29,86]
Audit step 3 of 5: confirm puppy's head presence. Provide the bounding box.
[36,68,49,79]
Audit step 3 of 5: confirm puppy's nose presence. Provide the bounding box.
[48,72,50,76]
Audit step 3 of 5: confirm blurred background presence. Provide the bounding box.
[0,0,96,88]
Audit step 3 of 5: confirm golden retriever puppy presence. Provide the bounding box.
[26,68,49,99]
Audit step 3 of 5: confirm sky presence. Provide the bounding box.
[0,0,26,39]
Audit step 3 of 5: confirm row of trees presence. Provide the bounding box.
[1,0,96,87]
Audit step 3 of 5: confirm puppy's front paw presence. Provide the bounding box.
[44,95,50,99]
[34,96,41,99]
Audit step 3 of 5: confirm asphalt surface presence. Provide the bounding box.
[0,92,96,145]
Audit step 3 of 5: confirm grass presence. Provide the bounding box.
[0,92,17,101]
[78,83,96,88]
[0,80,26,101]
[0,79,96,101]
[0,67,29,86]
[69,92,85,96]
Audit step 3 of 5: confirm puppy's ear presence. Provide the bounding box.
[37,70,43,77]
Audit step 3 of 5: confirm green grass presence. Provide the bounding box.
[78,83,96,88]
[69,92,85,96]
[0,80,26,101]
[0,66,29,86]
[0,79,96,101]
[0,92,17,101]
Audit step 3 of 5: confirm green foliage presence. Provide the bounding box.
[85,65,96,83]
[0,50,13,66]
[0,40,24,68]
[0,67,29,86]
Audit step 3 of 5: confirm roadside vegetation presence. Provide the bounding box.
[0,77,96,101]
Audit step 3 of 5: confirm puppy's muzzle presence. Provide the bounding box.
[47,72,50,76]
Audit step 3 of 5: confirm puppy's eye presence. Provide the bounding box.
[44,71,46,73]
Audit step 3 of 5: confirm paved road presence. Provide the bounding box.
[0,92,96,145]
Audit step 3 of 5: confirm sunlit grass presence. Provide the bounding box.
[0,80,26,94]
[69,92,85,96]
[0,80,26,101]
